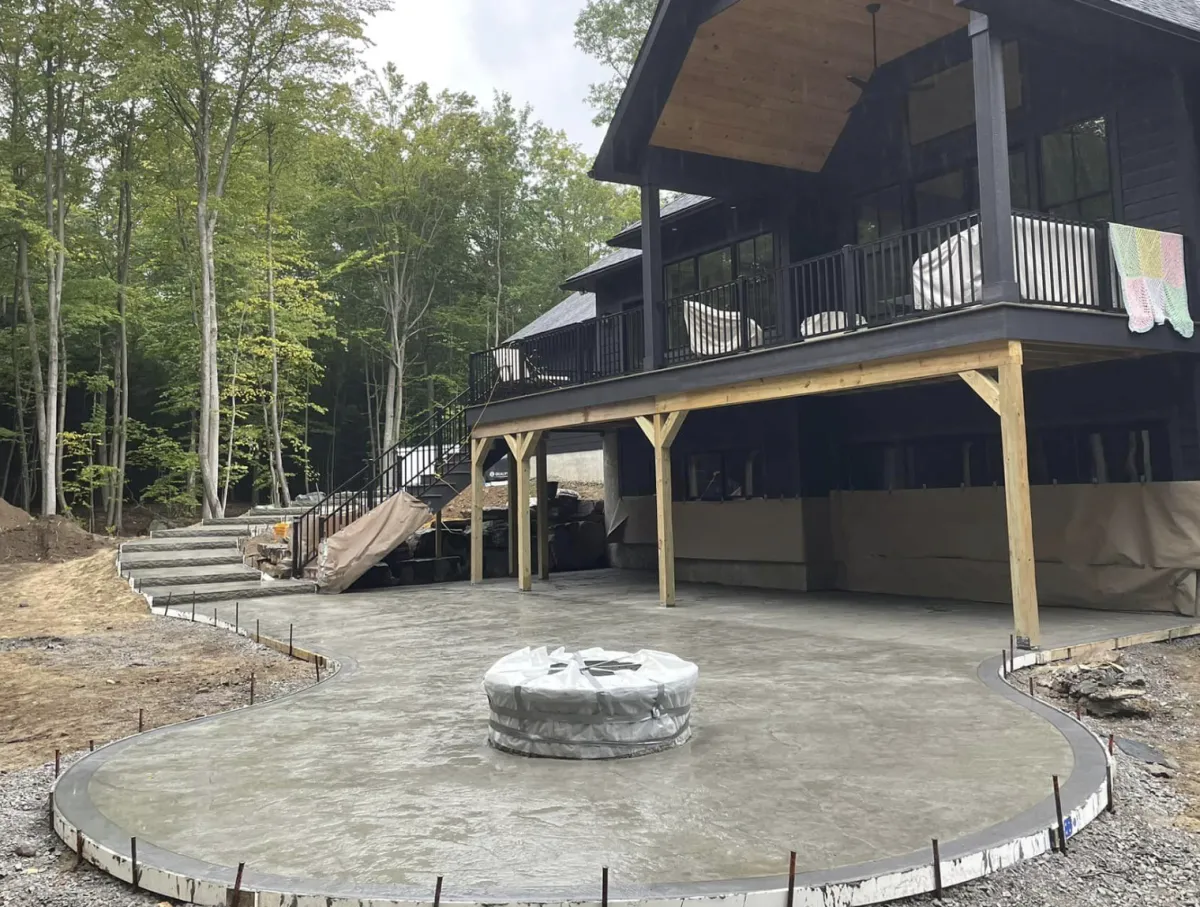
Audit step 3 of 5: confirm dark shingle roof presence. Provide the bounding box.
[610,193,716,245]
[562,246,642,285]
[1106,0,1200,33]
[506,292,597,342]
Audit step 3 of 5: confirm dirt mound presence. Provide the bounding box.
[0,497,33,532]
[0,515,110,563]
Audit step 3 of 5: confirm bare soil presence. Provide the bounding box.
[0,550,312,772]
[441,481,605,521]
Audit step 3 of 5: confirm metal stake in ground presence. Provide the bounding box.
[315,658,321,682]
[1001,649,1007,677]
[1052,775,1068,854]
[931,838,943,899]
[54,749,60,778]
[88,740,93,752]
[231,861,245,905]
[1107,764,1116,815]
[1029,677,1035,698]
[191,599,196,622]
[786,851,796,907]
[289,624,294,657]
[250,672,256,706]
[74,830,83,870]
[601,866,608,907]
[235,602,239,633]
[433,875,444,907]
[138,708,144,733]
[130,836,138,890]
[213,607,218,627]
[1010,633,1015,667]
[256,618,260,644]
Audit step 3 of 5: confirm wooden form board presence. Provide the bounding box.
[651,0,969,170]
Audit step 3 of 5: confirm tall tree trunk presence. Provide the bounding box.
[103,107,134,530]
[40,40,64,518]
[265,121,290,507]
[55,334,67,515]
[18,236,47,510]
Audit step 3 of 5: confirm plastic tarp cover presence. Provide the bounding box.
[316,491,430,594]
[484,646,698,759]
[683,299,763,356]
[912,215,1096,310]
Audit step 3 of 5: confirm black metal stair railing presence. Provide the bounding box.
[292,389,474,576]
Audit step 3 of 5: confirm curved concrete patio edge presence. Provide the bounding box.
[50,608,1200,907]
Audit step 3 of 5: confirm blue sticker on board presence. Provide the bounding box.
[1063,816,1075,838]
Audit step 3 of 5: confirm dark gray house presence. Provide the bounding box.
[311,0,1200,649]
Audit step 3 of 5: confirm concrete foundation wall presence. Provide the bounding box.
[530,450,603,484]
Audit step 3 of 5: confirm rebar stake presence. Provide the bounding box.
[250,672,256,706]
[601,866,608,907]
[231,861,245,905]
[54,749,60,778]
[434,875,444,907]
[932,838,943,899]
[1053,775,1068,854]
[786,851,796,907]
[130,837,138,890]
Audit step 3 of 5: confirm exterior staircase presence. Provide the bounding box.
[120,508,317,606]
[291,389,500,580]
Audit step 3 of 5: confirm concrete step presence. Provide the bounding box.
[121,536,238,554]
[152,525,255,539]
[126,563,259,590]
[143,579,317,606]
[202,511,305,526]
[120,550,244,574]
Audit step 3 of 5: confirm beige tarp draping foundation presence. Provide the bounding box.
[316,492,430,594]
[611,483,1200,615]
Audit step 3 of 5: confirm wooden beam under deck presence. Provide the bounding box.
[472,338,1055,641]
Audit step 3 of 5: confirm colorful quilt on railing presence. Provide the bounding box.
[1109,223,1193,338]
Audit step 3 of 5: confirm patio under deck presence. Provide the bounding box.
[53,574,1192,905]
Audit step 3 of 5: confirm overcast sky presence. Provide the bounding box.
[362,1,610,154]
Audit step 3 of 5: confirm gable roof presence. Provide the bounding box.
[506,292,597,343]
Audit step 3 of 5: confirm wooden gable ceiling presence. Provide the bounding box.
[650,0,970,172]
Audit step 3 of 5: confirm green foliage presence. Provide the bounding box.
[0,0,638,514]
[574,0,658,127]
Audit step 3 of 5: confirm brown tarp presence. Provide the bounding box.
[317,492,430,594]
[831,484,1200,615]
[611,484,1200,615]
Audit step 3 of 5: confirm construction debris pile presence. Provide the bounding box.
[1035,655,1152,718]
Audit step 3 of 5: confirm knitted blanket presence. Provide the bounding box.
[1109,223,1193,338]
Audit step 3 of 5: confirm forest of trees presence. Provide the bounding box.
[0,0,652,529]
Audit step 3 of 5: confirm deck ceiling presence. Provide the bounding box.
[650,0,970,172]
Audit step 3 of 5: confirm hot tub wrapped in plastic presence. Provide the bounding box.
[483,646,698,759]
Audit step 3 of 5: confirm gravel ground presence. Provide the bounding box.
[0,659,314,907]
[903,637,1200,907]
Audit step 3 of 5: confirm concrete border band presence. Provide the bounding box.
[51,611,1200,907]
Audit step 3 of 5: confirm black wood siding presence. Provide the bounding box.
[1117,76,1185,231]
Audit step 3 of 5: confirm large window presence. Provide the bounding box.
[908,43,1022,146]
[1040,118,1112,220]
[855,186,904,244]
[665,233,772,300]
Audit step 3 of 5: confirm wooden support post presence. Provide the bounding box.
[470,437,489,584]
[536,436,550,581]
[506,455,518,577]
[505,431,542,592]
[636,411,688,607]
[959,369,1000,414]
[999,342,1040,647]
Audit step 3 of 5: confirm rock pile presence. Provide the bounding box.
[1038,656,1152,717]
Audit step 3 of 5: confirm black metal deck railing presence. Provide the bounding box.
[292,390,471,575]
[468,211,1145,405]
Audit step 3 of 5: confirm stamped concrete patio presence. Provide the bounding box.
[60,572,1183,900]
